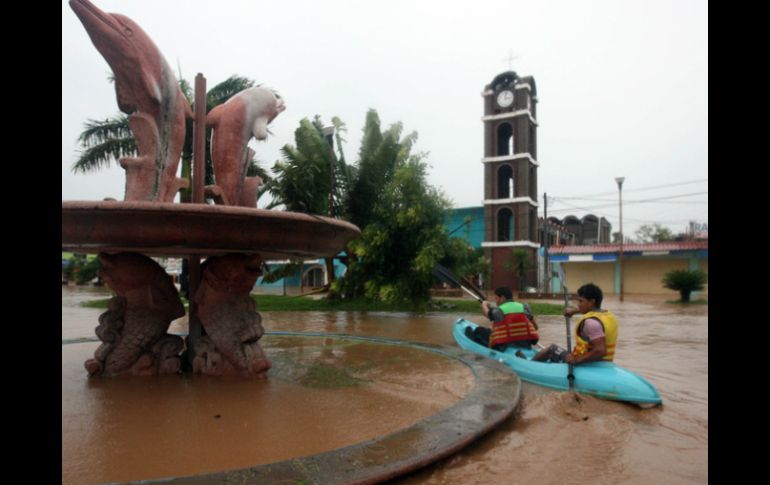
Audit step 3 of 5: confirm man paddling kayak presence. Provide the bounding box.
[531,283,618,365]
[464,286,540,351]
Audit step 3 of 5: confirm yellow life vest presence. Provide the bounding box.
[572,310,618,362]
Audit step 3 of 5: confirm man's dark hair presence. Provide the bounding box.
[494,286,513,300]
[577,283,603,308]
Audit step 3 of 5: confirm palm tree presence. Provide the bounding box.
[662,269,707,302]
[268,108,457,303]
[268,115,349,213]
[266,115,350,288]
[504,248,535,291]
[345,109,417,229]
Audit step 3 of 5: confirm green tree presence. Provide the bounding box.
[330,109,455,305]
[504,248,535,291]
[63,254,101,285]
[264,108,460,304]
[266,114,350,288]
[268,109,432,299]
[267,115,348,213]
[635,223,675,243]
[334,157,452,305]
[440,238,490,283]
[345,110,417,229]
[662,269,707,302]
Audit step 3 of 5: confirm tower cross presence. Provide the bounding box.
[503,50,519,70]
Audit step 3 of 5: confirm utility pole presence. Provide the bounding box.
[322,126,335,218]
[597,216,602,243]
[322,126,336,288]
[615,177,625,302]
[543,192,549,294]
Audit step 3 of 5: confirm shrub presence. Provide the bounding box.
[662,269,707,302]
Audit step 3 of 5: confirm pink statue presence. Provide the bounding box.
[85,253,185,376]
[70,0,192,203]
[191,254,271,377]
[206,87,286,207]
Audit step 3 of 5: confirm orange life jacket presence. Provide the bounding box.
[490,301,539,347]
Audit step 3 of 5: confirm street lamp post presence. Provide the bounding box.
[543,192,549,294]
[321,126,336,217]
[615,177,625,302]
[322,126,336,288]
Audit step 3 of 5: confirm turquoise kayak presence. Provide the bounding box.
[453,318,662,406]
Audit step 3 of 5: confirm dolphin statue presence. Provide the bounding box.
[206,86,285,207]
[70,0,192,202]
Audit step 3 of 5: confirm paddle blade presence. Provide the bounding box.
[460,275,485,301]
[433,263,485,302]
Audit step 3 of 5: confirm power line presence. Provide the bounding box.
[628,192,707,203]
[542,198,704,228]
[555,178,707,199]
[546,192,707,215]
[555,191,708,203]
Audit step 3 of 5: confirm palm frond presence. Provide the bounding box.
[77,116,133,147]
[246,159,271,181]
[206,75,255,111]
[179,78,194,105]
[331,116,348,162]
[72,137,137,173]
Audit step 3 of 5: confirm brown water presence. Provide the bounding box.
[62,286,707,484]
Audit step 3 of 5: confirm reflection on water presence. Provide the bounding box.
[62,287,707,484]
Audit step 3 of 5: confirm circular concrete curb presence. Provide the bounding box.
[64,332,521,484]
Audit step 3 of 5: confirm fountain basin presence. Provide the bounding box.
[62,201,361,258]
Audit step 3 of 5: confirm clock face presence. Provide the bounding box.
[497,90,514,108]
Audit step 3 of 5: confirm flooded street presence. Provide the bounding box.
[62,286,707,484]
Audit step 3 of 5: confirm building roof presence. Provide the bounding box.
[548,241,708,255]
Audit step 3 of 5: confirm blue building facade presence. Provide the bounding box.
[253,257,348,294]
[444,206,485,249]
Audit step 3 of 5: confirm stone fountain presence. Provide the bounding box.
[62,2,522,483]
[63,0,360,379]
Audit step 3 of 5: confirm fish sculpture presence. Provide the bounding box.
[191,253,271,377]
[85,253,185,376]
[70,0,192,202]
[206,86,285,207]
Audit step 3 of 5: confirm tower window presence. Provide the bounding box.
[497,208,514,241]
[529,121,536,157]
[530,207,537,241]
[529,165,536,199]
[497,165,514,199]
[497,123,514,156]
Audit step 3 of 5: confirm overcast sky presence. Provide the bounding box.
[62,0,707,238]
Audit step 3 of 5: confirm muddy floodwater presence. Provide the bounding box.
[62,286,707,484]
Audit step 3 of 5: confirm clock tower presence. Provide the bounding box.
[481,71,539,291]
